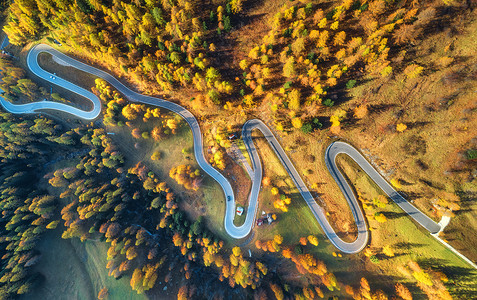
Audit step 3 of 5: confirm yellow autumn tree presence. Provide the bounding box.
[382,245,395,257]
[230,0,243,13]
[130,268,144,293]
[283,57,296,78]
[288,89,301,111]
[232,246,242,257]
[413,270,433,286]
[239,59,248,70]
[151,151,161,160]
[333,31,346,46]
[396,123,407,132]
[151,127,162,140]
[98,288,108,300]
[177,285,188,300]
[375,212,387,223]
[307,235,319,246]
[292,117,303,129]
[390,178,402,189]
[404,64,423,79]
[122,105,138,120]
[330,115,341,135]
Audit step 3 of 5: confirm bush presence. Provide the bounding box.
[294,245,303,255]
[370,255,379,264]
[301,123,313,134]
[466,149,477,160]
[312,118,322,129]
[346,79,357,89]
[208,89,220,104]
[224,15,231,32]
[323,98,334,107]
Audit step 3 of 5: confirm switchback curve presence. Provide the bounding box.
[0,44,441,254]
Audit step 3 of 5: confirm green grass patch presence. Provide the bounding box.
[336,155,477,295]
[233,205,247,227]
[249,133,350,271]
[25,228,145,300]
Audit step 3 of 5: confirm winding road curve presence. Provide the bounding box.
[0,44,441,254]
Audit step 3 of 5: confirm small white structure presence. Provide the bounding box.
[236,206,244,216]
[267,214,273,224]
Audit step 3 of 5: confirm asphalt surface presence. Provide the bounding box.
[0,44,441,254]
[0,32,8,49]
[243,120,370,253]
[325,142,441,234]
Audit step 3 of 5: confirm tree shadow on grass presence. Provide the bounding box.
[382,211,408,220]
[286,192,326,210]
[419,178,446,190]
[456,191,477,212]
[368,103,399,114]
[354,270,426,297]
[452,208,474,216]
[394,241,427,250]
[417,258,477,297]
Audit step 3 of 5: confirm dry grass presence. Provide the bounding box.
[227,0,289,60]
[243,2,477,261]
[9,3,476,295]
[335,13,477,259]
[335,154,477,297]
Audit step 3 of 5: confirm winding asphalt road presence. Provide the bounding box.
[0,44,441,253]
[0,31,9,50]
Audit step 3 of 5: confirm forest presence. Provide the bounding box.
[0,0,476,299]
[0,113,75,297]
[0,109,457,299]
[3,0,458,130]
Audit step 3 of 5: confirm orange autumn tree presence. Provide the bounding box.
[169,165,201,190]
[270,283,284,300]
[274,193,291,212]
[177,285,189,300]
[395,283,413,300]
[255,235,283,252]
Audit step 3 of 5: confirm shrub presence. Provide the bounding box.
[323,98,334,107]
[346,79,357,89]
[466,149,477,160]
[370,255,379,263]
[301,123,313,134]
[312,118,323,129]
